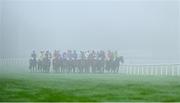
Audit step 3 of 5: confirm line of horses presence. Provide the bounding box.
[29,57,124,73]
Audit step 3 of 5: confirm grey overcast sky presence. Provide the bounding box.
[0,0,180,63]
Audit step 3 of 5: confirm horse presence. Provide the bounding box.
[84,59,90,73]
[29,58,37,72]
[111,56,124,73]
[61,59,67,73]
[42,57,51,73]
[105,59,112,73]
[52,57,61,73]
[98,59,105,73]
[66,59,73,73]
[79,59,85,73]
[37,59,43,72]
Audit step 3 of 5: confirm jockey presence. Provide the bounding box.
[45,50,49,59]
[38,51,44,61]
[88,50,95,60]
[80,51,86,60]
[100,50,105,60]
[31,50,37,60]
[53,50,57,59]
[111,51,115,61]
[57,50,61,59]
[67,50,72,60]
[85,50,90,60]
[96,51,101,60]
[87,51,92,60]
[53,50,61,59]
[114,51,118,60]
[72,50,78,60]
[107,50,114,60]
[92,50,96,59]
[107,50,111,60]
[105,51,109,61]
[62,52,67,60]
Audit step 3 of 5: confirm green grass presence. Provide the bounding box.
[0,65,180,102]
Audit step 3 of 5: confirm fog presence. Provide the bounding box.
[0,0,180,63]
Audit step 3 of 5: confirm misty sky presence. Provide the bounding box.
[0,0,180,63]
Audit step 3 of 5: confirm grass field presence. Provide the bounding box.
[0,65,180,102]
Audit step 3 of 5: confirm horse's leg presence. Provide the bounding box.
[35,62,37,72]
[117,66,119,73]
[34,62,36,72]
[32,62,35,72]
[80,63,83,73]
[60,63,62,73]
[40,62,42,73]
[32,64,34,72]
[57,64,60,73]
[29,62,31,72]
[29,65,32,72]
[42,64,45,73]
[37,63,39,72]
[48,61,50,73]
[87,63,90,73]
[69,61,72,73]
[62,62,65,73]
[102,62,105,73]
[52,62,56,73]
[72,63,75,73]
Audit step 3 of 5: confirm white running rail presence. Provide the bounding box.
[119,64,180,76]
[0,58,180,76]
